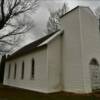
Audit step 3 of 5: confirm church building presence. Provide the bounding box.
[3,6,100,93]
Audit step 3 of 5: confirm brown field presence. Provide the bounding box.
[0,85,99,100]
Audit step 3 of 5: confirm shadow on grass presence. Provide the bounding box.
[0,93,97,100]
[0,85,99,100]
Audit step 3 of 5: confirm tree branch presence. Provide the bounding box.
[0,0,39,54]
[0,40,13,45]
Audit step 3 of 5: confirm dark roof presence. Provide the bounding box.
[6,30,60,61]
[60,6,79,18]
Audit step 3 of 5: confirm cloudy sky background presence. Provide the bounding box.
[30,0,100,38]
[12,0,100,53]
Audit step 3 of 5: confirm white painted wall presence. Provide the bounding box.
[79,7,100,93]
[4,46,49,93]
[47,35,62,92]
[60,8,85,93]
[4,7,100,94]
[3,33,62,93]
[60,7,100,93]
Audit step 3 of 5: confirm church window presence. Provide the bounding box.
[21,61,24,80]
[31,58,35,79]
[8,64,11,79]
[14,63,17,79]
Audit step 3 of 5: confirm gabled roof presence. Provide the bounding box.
[60,6,94,18]
[6,30,63,61]
[60,6,79,18]
[39,30,63,46]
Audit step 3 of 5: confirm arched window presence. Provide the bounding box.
[89,58,99,66]
[8,64,11,79]
[21,61,24,80]
[14,63,17,79]
[31,58,35,79]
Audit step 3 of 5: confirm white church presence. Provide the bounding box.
[3,6,100,93]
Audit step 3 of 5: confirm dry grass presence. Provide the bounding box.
[0,85,99,100]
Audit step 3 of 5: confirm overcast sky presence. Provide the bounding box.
[40,0,100,11]
[35,0,100,33]
[28,0,100,39]
[12,0,100,53]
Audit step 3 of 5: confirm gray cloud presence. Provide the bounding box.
[10,0,100,53]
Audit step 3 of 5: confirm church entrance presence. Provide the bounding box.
[90,58,100,91]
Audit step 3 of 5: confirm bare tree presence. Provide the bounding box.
[47,11,60,34]
[47,3,68,34]
[0,0,39,54]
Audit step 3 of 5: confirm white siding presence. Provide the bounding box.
[47,35,62,92]
[4,7,100,94]
[60,8,84,93]
[60,7,100,93]
[79,7,100,93]
[4,47,48,93]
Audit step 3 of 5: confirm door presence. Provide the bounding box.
[90,58,100,91]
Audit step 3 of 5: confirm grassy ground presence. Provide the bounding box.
[0,85,99,100]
